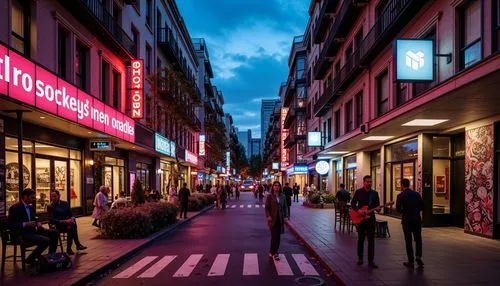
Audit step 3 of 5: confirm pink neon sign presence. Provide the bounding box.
[130,60,144,119]
[0,44,135,142]
[185,150,198,165]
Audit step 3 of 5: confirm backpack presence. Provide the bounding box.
[38,252,72,272]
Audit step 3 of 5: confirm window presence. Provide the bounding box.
[11,0,30,56]
[377,70,389,116]
[146,0,153,28]
[355,92,363,128]
[146,43,152,74]
[414,28,437,96]
[355,29,363,51]
[396,82,410,106]
[432,137,451,214]
[345,100,353,132]
[57,27,69,79]
[157,9,162,37]
[112,71,121,109]
[101,60,110,103]
[460,0,482,69]
[495,0,500,52]
[132,26,139,56]
[334,110,340,138]
[322,121,327,146]
[113,2,122,23]
[75,41,89,91]
[296,56,305,79]
[327,117,332,142]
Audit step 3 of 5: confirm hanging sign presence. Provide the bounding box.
[130,59,144,119]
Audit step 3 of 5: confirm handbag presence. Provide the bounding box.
[38,252,72,272]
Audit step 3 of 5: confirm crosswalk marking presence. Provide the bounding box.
[274,254,294,276]
[231,205,236,208]
[243,253,259,276]
[247,204,252,208]
[208,254,230,276]
[292,254,319,276]
[240,205,244,208]
[138,255,177,278]
[255,204,260,208]
[173,254,203,277]
[113,256,158,279]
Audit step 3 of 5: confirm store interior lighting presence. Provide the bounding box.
[362,136,394,141]
[402,119,449,126]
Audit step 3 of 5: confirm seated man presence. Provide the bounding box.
[8,189,59,264]
[47,190,87,255]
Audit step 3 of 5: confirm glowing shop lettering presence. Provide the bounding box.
[130,60,144,119]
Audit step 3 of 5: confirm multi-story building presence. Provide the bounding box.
[263,100,282,182]
[249,138,262,158]
[237,129,251,159]
[261,99,280,151]
[282,35,308,188]
[0,0,228,217]
[308,0,500,238]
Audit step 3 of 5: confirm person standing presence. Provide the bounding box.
[179,183,191,219]
[292,183,300,202]
[258,183,264,202]
[233,184,240,200]
[92,186,110,228]
[283,183,293,219]
[220,185,228,209]
[335,183,351,203]
[169,184,178,203]
[351,175,380,268]
[396,178,424,269]
[265,181,288,261]
[47,190,87,255]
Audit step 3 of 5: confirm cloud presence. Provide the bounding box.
[243,111,257,117]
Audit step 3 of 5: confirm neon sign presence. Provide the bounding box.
[0,44,135,142]
[155,133,175,157]
[185,150,198,165]
[280,107,289,171]
[130,59,144,119]
[199,134,206,156]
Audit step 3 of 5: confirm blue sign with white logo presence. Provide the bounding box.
[293,165,308,174]
[394,39,434,81]
[155,133,175,157]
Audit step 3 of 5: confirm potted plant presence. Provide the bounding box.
[321,193,337,209]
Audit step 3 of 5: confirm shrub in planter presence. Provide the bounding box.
[143,202,178,231]
[191,193,208,207]
[321,193,337,204]
[308,193,322,204]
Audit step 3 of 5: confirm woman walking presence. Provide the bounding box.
[92,185,110,228]
[265,181,288,261]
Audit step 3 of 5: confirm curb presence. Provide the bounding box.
[285,219,347,286]
[73,205,214,286]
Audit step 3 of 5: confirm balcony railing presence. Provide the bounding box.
[360,0,427,64]
[313,79,335,116]
[312,0,339,44]
[58,0,136,58]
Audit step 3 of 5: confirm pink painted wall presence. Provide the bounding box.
[465,125,494,237]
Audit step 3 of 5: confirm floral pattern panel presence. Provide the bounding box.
[465,125,494,237]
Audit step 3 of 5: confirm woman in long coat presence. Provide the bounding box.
[265,181,288,261]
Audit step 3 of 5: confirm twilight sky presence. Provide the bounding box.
[177,0,309,138]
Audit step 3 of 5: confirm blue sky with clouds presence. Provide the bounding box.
[177,0,309,138]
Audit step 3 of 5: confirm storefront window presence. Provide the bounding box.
[344,155,357,193]
[136,162,151,190]
[386,139,418,162]
[104,157,125,201]
[5,137,33,152]
[371,151,381,193]
[433,137,451,214]
[35,158,51,213]
[5,151,32,210]
[160,161,171,196]
[70,159,81,207]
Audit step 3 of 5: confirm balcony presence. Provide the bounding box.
[314,0,365,80]
[283,108,296,129]
[158,27,190,77]
[313,80,335,116]
[360,0,428,65]
[57,0,136,59]
[284,133,296,148]
[283,78,296,107]
[312,0,339,44]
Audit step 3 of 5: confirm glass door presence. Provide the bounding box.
[103,166,114,201]
[54,160,68,205]
[35,158,51,213]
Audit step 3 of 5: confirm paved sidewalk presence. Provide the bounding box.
[0,207,212,286]
[285,201,500,286]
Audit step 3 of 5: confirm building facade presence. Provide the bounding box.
[261,99,280,151]
[304,0,500,238]
[249,138,262,158]
[237,129,251,159]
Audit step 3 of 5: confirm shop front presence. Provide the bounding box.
[286,164,308,190]
[154,133,176,196]
[343,155,357,193]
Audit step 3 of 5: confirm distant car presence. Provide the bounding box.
[240,180,255,191]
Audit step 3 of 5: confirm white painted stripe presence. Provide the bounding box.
[173,254,203,277]
[208,254,230,276]
[262,204,265,207]
[255,204,260,208]
[274,254,294,276]
[247,204,252,208]
[113,256,158,279]
[138,255,177,278]
[231,205,236,208]
[292,254,319,276]
[243,253,259,276]
[240,205,244,208]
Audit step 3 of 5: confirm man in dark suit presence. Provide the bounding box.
[396,178,424,269]
[178,183,191,219]
[282,183,293,219]
[351,175,380,268]
[265,181,288,261]
[335,183,351,203]
[47,190,87,255]
[8,189,59,264]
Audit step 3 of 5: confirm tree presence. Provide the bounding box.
[248,155,263,178]
[131,179,146,206]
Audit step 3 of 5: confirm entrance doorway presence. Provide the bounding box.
[34,157,68,213]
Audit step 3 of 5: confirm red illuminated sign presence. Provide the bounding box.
[130,59,144,119]
[281,107,289,171]
[0,43,135,142]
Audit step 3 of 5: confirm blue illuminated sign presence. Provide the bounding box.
[155,133,175,157]
[394,39,434,81]
[293,165,308,174]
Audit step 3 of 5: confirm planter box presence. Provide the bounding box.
[322,203,336,209]
[303,202,323,209]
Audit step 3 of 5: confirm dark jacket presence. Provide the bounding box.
[396,188,424,223]
[8,201,37,234]
[265,192,287,233]
[335,189,351,203]
[283,187,293,200]
[293,185,300,194]
[350,188,380,221]
[178,187,191,204]
[47,200,73,225]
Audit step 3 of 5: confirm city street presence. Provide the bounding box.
[95,192,335,286]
